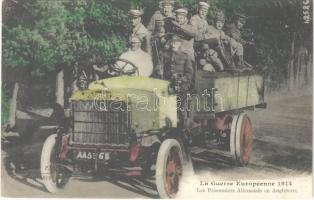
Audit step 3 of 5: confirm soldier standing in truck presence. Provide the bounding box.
[128,9,152,55]
[147,0,175,33]
[160,35,194,130]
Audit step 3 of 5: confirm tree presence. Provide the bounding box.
[2,0,128,125]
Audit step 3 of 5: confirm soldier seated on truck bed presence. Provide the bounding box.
[165,8,197,61]
[224,12,254,71]
[196,11,230,72]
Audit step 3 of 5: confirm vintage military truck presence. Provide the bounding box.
[40,60,266,198]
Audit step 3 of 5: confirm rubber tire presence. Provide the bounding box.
[156,139,184,199]
[230,113,253,166]
[40,134,62,193]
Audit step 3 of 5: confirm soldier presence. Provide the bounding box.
[210,11,232,70]
[170,8,196,61]
[190,2,216,42]
[161,35,194,129]
[195,11,228,72]
[128,9,151,55]
[151,15,168,76]
[147,0,175,33]
[161,35,194,91]
[211,11,227,39]
[224,12,249,67]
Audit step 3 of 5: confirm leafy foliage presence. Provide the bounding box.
[3,0,128,78]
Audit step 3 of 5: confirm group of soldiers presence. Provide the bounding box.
[124,0,252,91]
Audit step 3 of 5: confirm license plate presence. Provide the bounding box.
[75,151,109,161]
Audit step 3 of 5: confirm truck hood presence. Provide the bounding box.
[71,76,170,101]
[88,76,170,96]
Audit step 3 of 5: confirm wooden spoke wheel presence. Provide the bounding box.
[230,113,253,166]
[156,139,184,198]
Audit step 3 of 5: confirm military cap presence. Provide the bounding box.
[199,2,210,9]
[215,11,225,22]
[128,9,144,17]
[130,36,142,43]
[232,12,248,23]
[160,0,175,7]
[175,8,188,16]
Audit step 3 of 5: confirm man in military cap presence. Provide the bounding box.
[161,35,194,129]
[190,2,216,42]
[147,0,175,33]
[161,35,194,88]
[169,8,196,61]
[224,12,249,67]
[207,10,233,70]
[128,9,151,55]
[151,14,168,75]
[211,11,227,38]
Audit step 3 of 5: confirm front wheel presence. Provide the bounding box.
[156,139,184,198]
[40,134,70,193]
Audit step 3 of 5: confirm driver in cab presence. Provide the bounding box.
[93,36,153,77]
[115,36,154,77]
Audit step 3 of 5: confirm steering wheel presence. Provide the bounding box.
[106,58,139,76]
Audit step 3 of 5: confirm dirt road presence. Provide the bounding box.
[2,95,312,198]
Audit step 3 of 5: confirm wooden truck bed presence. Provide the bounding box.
[194,71,265,114]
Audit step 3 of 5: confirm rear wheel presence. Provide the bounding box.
[41,134,70,193]
[230,113,253,166]
[156,139,184,198]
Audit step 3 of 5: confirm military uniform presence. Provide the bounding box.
[128,23,151,54]
[190,14,217,42]
[150,15,167,74]
[147,0,175,33]
[224,14,248,67]
[200,11,234,70]
[147,10,175,33]
[128,9,152,55]
[162,50,194,83]
[190,2,217,41]
[161,47,194,130]
[178,23,196,61]
[224,23,247,45]
[168,8,197,61]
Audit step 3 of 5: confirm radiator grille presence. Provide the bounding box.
[71,100,130,145]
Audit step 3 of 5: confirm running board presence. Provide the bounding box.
[190,146,232,158]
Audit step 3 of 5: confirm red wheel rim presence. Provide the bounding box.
[240,116,253,163]
[166,147,182,198]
